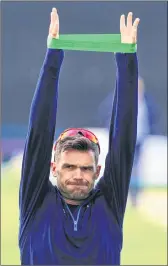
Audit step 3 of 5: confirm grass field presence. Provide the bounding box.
[1,167,167,265]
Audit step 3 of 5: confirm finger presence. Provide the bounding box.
[120,14,126,32]
[51,7,57,25]
[133,17,140,29]
[127,12,133,29]
[132,18,140,42]
[49,8,57,35]
[52,12,59,38]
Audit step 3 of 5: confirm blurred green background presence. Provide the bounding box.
[1,167,167,265]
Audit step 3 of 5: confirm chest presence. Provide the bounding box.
[29,193,122,249]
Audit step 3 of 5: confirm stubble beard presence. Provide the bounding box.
[58,182,93,201]
[60,187,90,200]
[56,174,96,201]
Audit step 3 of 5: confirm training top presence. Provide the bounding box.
[19,48,138,265]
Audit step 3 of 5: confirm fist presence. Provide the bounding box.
[48,8,59,39]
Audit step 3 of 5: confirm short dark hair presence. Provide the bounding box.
[54,134,99,164]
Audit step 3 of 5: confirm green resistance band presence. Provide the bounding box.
[47,34,137,53]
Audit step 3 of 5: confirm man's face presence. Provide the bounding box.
[52,149,101,201]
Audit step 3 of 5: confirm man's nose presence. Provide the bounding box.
[73,167,83,178]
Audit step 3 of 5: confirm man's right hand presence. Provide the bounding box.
[48,8,59,39]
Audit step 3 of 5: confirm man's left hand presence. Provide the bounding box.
[120,12,140,44]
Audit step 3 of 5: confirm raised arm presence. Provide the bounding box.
[98,12,140,226]
[19,8,63,225]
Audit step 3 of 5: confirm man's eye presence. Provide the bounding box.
[66,165,73,169]
[82,167,92,171]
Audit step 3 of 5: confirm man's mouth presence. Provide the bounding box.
[68,183,87,187]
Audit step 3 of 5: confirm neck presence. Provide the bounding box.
[64,198,82,205]
[58,189,91,206]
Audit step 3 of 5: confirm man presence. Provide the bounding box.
[19,8,140,265]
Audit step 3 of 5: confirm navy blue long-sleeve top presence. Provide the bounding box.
[19,48,138,265]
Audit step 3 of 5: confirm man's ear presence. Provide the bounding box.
[51,162,57,177]
[95,165,101,180]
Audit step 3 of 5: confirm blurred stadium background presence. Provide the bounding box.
[1,1,167,265]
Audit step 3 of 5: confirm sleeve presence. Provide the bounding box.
[19,48,64,227]
[98,53,138,226]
